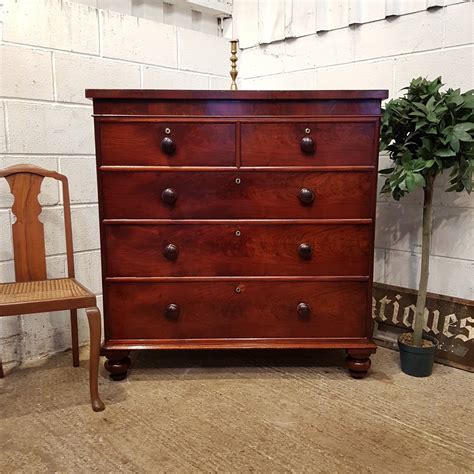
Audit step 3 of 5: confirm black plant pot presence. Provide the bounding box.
[398,333,439,377]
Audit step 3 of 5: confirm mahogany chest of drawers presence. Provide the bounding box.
[86,89,388,380]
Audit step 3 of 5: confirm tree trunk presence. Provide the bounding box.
[413,175,435,347]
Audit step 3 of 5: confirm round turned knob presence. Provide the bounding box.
[297,302,312,319]
[300,136,315,154]
[163,243,179,261]
[161,188,177,205]
[165,303,180,320]
[161,136,176,155]
[298,188,315,205]
[298,243,312,260]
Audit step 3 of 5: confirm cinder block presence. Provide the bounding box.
[3,0,99,55]
[434,173,474,208]
[21,310,72,360]
[385,249,474,299]
[232,0,259,49]
[0,260,15,283]
[239,43,285,79]
[291,34,359,72]
[178,28,229,76]
[0,102,6,153]
[317,59,394,96]
[42,204,100,256]
[143,67,209,89]
[209,76,231,89]
[432,207,474,260]
[132,0,164,23]
[354,9,443,61]
[75,0,98,6]
[242,70,316,90]
[45,255,67,280]
[6,102,94,155]
[98,0,132,15]
[375,202,422,252]
[74,250,102,294]
[0,45,54,100]
[445,2,474,47]
[0,317,21,365]
[101,9,177,67]
[59,156,97,204]
[373,248,385,283]
[71,205,100,252]
[0,316,21,339]
[55,53,140,104]
[0,210,12,261]
[394,46,474,94]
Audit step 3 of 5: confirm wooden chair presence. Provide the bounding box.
[0,164,104,412]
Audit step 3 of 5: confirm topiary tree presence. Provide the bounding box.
[379,77,473,347]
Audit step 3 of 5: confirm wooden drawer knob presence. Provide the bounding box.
[298,243,312,260]
[297,302,311,318]
[165,303,180,320]
[161,137,176,155]
[161,188,177,205]
[298,188,315,205]
[163,243,179,261]
[300,136,315,154]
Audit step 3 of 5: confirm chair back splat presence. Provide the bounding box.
[0,164,75,282]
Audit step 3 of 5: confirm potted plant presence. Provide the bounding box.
[379,77,473,377]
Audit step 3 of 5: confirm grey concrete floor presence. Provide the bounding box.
[1,347,473,473]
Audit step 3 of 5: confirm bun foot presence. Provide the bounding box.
[104,350,131,381]
[346,348,375,379]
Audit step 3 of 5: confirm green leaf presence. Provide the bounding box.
[413,173,426,187]
[379,168,395,175]
[454,123,474,132]
[435,148,456,157]
[455,130,474,142]
[405,174,416,192]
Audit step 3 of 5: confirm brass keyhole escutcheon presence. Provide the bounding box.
[235,178,241,185]
[305,127,311,134]
[235,230,241,237]
[235,286,241,293]
[165,127,171,134]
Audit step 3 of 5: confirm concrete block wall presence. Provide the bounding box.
[239,1,474,300]
[0,0,230,368]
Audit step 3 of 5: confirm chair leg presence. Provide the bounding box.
[85,306,105,412]
[70,309,80,367]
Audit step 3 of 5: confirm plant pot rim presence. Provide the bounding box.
[398,333,439,354]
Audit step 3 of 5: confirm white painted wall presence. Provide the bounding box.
[0,0,229,370]
[238,0,474,300]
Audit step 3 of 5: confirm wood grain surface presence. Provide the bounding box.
[105,281,368,340]
[100,170,373,219]
[104,223,370,277]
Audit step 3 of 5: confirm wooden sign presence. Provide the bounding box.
[372,283,474,372]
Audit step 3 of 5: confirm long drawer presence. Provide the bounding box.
[100,171,373,219]
[241,121,376,166]
[105,281,368,340]
[104,223,370,277]
[99,122,235,166]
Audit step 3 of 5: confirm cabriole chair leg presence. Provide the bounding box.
[86,306,105,412]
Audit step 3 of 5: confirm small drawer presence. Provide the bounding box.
[100,170,373,219]
[105,281,368,340]
[99,122,235,166]
[105,223,371,277]
[241,122,377,166]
